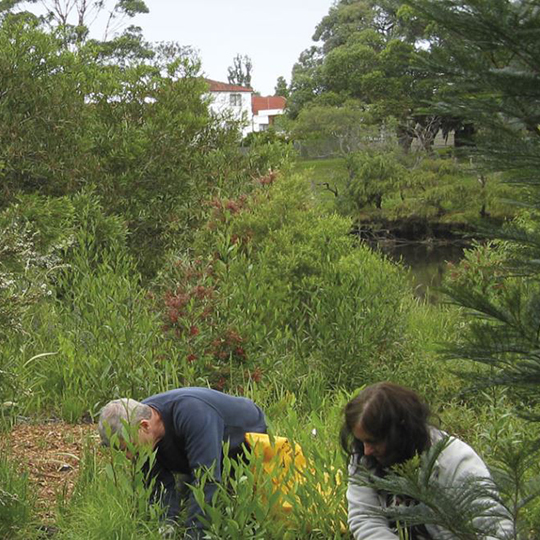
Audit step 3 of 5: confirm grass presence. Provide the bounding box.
[293,157,348,209]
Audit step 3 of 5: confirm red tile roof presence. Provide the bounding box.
[205,79,253,92]
[252,96,287,114]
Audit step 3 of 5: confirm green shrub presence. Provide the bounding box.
[191,397,350,540]
[10,194,182,418]
[192,453,289,540]
[24,244,181,418]
[0,196,69,341]
[156,173,449,395]
[345,150,406,210]
[216,176,419,390]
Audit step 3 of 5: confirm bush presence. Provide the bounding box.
[157,173,446,395]
[191,395,350,540]
[3,192,183,419]
[344,150,406,210]
[24,244,182,419]
[0,195,71,340]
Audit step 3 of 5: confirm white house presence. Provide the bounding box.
[205,79,254,137]
[205,79,286,136]
[251,96,287,133]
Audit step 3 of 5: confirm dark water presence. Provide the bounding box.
[375,241,469,302]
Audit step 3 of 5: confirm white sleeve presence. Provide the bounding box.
[438,438,514,540]
[347,468,400,540]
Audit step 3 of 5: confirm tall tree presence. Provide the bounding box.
[6,0,151,57]
[274,75,289,98]
[288,0,443,150]
[313,0,423,53]
[287,46,324,118]
[227,53,253,88]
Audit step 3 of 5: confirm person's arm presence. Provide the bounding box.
[439,438,514,540]
[347,465,400,540]
[173,400,225,534]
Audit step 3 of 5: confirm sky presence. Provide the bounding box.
[127,0,335,95]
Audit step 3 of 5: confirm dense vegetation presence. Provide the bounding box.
[1,1,540,539]
[284,0,522,235]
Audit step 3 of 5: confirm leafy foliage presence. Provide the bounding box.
[287,0,444,151]
[412,0,540,406]
[156,173,449,395]
[274,75,289,98]
[55,431,165,540]
[345,149,406,210]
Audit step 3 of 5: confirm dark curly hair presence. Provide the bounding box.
[340,382,431,469]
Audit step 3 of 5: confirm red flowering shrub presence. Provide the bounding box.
[159,255,261,391]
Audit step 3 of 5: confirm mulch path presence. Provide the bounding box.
[4,421,98,522]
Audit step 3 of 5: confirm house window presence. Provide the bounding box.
[230,93,242,107]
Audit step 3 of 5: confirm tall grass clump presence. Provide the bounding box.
[55,433,165,540]
[191,392,350,539]
[0,454,34,539]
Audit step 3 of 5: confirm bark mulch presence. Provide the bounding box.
[3,421,98,523]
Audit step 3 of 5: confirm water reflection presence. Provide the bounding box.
[373,241,469,303]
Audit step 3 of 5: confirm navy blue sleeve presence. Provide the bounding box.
[173,399,225,532]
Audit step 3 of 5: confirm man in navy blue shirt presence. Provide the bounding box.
[98,387,267,537]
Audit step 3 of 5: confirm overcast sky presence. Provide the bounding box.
[130,0,335,95]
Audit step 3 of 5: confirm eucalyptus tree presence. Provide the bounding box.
[1,0,153,63]
[10,0,149,40]
[288,0,444,151]
[227,53,253,88]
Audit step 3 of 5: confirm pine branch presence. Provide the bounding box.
[353,438,512,540]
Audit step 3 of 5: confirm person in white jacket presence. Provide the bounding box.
[340,382,513,540]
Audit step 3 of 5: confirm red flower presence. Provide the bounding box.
[226,329,242,344]
[192,285,209,299]
[225,200,239,212]
[187,353,197,363]
[189,325,200,336]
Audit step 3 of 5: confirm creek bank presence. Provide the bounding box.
[352,217,476,243]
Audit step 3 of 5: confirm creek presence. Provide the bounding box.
[373,240,470,303]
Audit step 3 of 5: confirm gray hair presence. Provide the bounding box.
[98,398,152,447]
